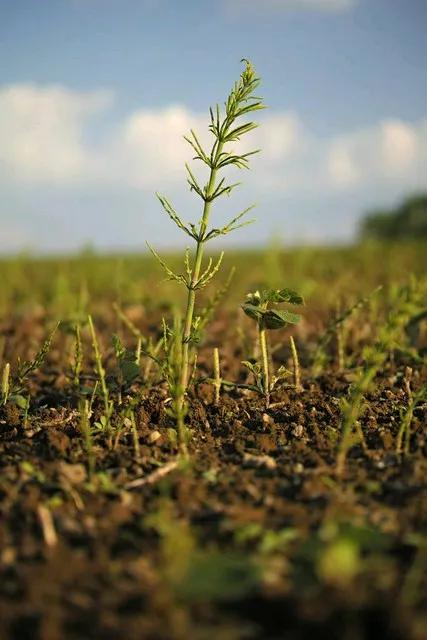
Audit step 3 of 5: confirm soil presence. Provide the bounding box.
[0,309,426,640]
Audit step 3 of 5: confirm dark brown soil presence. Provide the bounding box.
[0,309,426,640]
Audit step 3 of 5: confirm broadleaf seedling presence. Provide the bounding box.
[242,288,304,407]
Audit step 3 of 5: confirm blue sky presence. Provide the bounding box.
[1,0,426,252]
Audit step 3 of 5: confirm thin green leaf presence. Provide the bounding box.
[146,242,189,287]
[156,193,196,240]
[204,205,255,242]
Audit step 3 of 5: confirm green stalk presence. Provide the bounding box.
[179,148,223,406]
[1,362,10,405]
[259,322,270,408]
[290,335,302,392]
[337,324,345,372]
[213,347,221,405]
[129,410,141,462]
[79,399,95,478]
[152,60,265,452]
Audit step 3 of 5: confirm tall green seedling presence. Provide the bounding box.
[148,60,265,449]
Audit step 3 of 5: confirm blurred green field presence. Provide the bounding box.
[1,242,425,315]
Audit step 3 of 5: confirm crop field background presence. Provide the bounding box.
[0,242,426,640]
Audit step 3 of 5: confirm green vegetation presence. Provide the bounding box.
[360,193,427,240]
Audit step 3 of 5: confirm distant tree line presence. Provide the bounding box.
[360,194,427,241]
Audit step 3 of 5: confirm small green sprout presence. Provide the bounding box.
[1,324,58,410]
[242,288,304,407]
[213,347,222,405]
[396,368,427,455]
[71,323,83,390]
[112,333,140,403]
[1,362,10,406]
[88,315,113,436]
[78,398,95,478]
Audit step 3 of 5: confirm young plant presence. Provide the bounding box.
[1,324,58,409]
[87,315,113,435]
[112,333,140,404]
[71,323,83,390]
[161,312,190,453]
[396,368,427,455]
[312,286,382,376]
[78,398,95,478]
[113,302,163,381]
[148,60,265,447]
[242,288,304,407]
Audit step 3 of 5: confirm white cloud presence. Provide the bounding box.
[242,114,427,198]
[224,0,357,16]
[114,106,206,187]
[250,112,303,162]
[326,145,359,187]
[323,118,425,191]
[0,82,427,251]
[0,83,426,199]
[0,85,112,184]
[380,120,418,172]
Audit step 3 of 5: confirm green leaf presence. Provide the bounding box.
[146,242,189,287]
[242,303,263,322]
[265,288,304,305]
[262,309,301,330]
[244,290,262,306]
[156,192,196,239]
[241,360,261,377]
[120,359,140,385]
[223,122,258,143]
[17,322,59,384]
[204,206,255,242]
[10,394,28,410]
[178,550,259,602]
[112,333,125,359]
[167,428,178,446]
[241,360,263,392]
[112,334,139,385]
[271,365,291,388]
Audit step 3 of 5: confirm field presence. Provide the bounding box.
[0,242,426,640]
